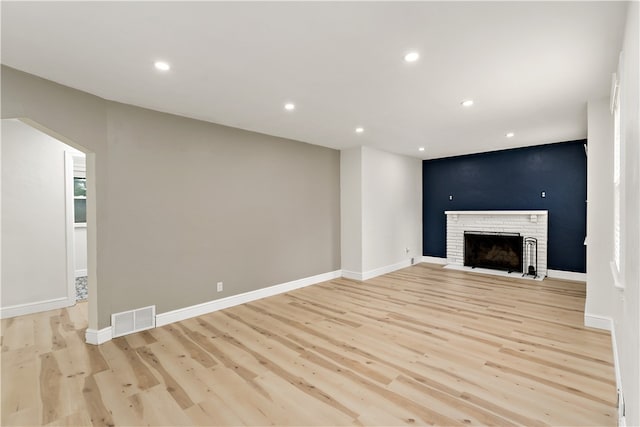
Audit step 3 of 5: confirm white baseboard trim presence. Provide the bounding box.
[341,270,363,281]
[156,269,342,327]
[583,313,624,424]
[0,296,74,319]
[75,269,88,278]
[421,256,447,265]
[610,321,625,426]
[361,259,413,281]
[584,313,612,331]
[547,269,586,282]
[85,327,113,345]
[443,264,544,281]
[342,259,419,282]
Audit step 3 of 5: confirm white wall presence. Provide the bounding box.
[341,146,422,279]
[1,119,74,315]
[73,155,87,277]
[74,227,87,277]
[585,3,639,425]
[362,147,422,273]
[615,2,640,424]
[585,98,615,319]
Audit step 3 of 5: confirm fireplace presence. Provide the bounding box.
[464,231,523,273]
[445,211,548,278]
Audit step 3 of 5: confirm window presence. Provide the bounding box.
[610,51,624,289]
[74,176,86,224]
[613,75,620,271]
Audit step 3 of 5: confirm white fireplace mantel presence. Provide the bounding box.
[445,210,548,278]
[445,210,548,216]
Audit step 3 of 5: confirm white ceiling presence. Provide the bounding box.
[1,1,627,159]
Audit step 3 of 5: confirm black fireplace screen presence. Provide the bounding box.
[464,231,523,273]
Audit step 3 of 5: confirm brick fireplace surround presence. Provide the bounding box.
[445,210,549,278]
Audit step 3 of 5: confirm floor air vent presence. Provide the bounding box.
[111,305,156,338]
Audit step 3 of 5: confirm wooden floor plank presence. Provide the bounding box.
[1,263,617,426]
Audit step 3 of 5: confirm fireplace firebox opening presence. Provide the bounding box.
[464,231,523,273]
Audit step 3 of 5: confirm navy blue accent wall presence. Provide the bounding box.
[422,140,587,273]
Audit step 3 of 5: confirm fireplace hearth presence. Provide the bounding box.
[464,231,523,273]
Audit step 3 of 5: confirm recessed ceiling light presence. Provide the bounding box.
[284,103,295,111]
[404,52,420,63]
[418,147,425,152]
[154,61,170,71]
[506,132,515,138]
[355,127,364,133]
[461,99,474,107]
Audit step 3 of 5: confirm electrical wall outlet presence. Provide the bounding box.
[217,282,223,292]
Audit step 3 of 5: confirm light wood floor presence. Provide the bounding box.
[1,263,616,426]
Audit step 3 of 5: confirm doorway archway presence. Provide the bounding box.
[1,118,98,340]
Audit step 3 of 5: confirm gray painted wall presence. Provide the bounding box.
[340,147,363,274]
[2,65,341,329]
